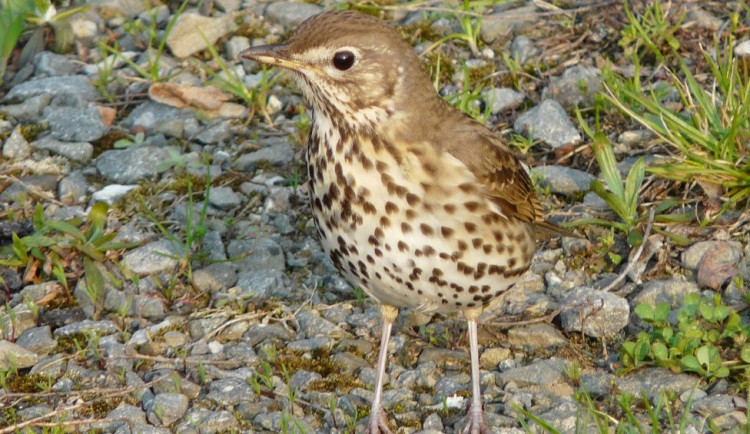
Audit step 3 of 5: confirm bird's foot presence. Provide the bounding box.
[462,402,488,434]
[365,409,393,434]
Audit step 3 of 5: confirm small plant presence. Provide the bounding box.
[574,109,645,246]
[0,203,136,319]
[419,0,488,58]
[605,12,750,210]
[199,29,283,125]
[445,63,492,123]
[620,293,750,381]
[99,0,189,83]
[113,131,146,149]
[0,0,28,86]
[141,173,209,283]
[618,0,683,62]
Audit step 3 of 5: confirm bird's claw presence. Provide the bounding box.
[365,409,393,434]
[462,402,488,434]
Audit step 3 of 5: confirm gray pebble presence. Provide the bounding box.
[514,100,582,148]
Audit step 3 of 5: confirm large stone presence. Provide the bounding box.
[166,13,236,58]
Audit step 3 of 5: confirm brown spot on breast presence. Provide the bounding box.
[464,201,480,212]
[367,255,375,264]
[406,193,420,206]
[368,235,380,246]
[444,204,456,214]
[374,227,384,239]
[493,231,504,242]
[397,241,408,252]
[468,285,479,294]
[483,244,492,254]
[423,245,436,256]
[441,227,454,238]
[464,222,477,233]
[472,238,482,248]
[457,240,468,251]
[459,183,476,193]
[419,224,433,236]
[508,258,517,268]
[376,160,388,172]
[405,209,417,220]
[363,202,376,214]
[360,154,374,170]
[379,216,391,227]
[385,202,398,214]
[401,222,412,233]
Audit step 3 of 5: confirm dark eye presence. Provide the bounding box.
[332,50,356,71]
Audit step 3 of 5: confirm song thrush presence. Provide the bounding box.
[241,11,553,434]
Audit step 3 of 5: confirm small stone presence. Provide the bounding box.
[90,184,138,205]
[32,136,94,162]
[2,127,32,160]
[4,75,100,104]
[42,106,106,142]
[54,320,118,337]
[34,52,80,76]
[265,1,323,26]
[536,165,594,195]
[507,323,567,350]
[209,186,242,210]
[147,393,189,426]
[225,36,250,59]
[232,142,295,172]
[510,35,538,64]
[96,146,171,184]
[497,359,567,387]
[631,279,699,309]
[482,88,525,114]
[192,263,238,293]
[16,326,56,356]
[542,65,602,107]
[0,340,39,368]
[560,288,630,337]
[479,347,512,370]
[122,239,182,275]
[514,100,582,148]
[167,13,236,58]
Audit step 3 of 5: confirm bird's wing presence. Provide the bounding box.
[445,125,543,225]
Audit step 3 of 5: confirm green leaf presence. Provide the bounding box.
[83,256,105,303]
[654,302,671,323]
[634,304,654,322]
[740,344,750,363]
[680,355,700,372]
[652,342,668,361]
[695,345,710,367]
[87,201,109,239]
[44,220,86,243]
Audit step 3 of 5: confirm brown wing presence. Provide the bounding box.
[445,124,543,225]
[444,123,582,238]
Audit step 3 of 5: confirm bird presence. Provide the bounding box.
[240,10,553,434]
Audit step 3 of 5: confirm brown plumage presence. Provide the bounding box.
[240,10,567,434]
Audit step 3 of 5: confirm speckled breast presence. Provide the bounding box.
[306,121,536,313]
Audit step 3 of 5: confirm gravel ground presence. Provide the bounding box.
[1,0,749,433]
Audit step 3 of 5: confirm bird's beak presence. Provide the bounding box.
[239,44,307,71]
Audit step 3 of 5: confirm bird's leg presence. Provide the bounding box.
[463,308,488,434]
[368,304,398,434]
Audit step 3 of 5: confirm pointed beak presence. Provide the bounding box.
[239,44,307,71]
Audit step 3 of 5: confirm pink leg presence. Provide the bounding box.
[367,305,397,434]
[463,309,487,434]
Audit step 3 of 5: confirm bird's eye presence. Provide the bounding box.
[332,50,356,71]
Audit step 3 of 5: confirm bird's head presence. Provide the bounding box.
[239,11,435,131]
